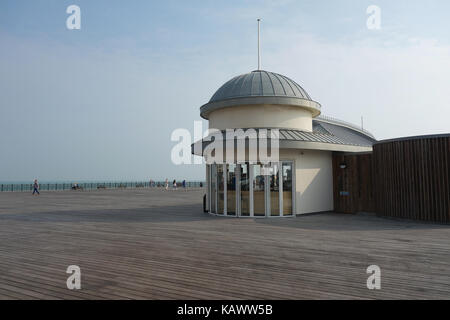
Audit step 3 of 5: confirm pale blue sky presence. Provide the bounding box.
[1,1,449,182]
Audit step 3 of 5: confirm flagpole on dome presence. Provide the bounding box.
[257,18,261,70]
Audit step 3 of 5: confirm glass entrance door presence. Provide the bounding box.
[269,163,280,216]
[252,164,266,216]
[239,164,250,216]
[226,164,237,216]
[217,164,224,215]
[210,164,217,214]
[282,161,293,216]
[209,161,294,217]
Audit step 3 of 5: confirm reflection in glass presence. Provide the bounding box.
[209,161,293,217]
[240,164,250,216]
[217,165,224,214]
[270,164,280,216]
[226,164,236,215]
[253,164,265,216]
[282,162,293,215]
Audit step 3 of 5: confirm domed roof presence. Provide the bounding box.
[200,70,321,119]
[209,70,312,102]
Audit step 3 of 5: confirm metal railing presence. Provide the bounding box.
[0,181,205,192]
[316,115,375,139]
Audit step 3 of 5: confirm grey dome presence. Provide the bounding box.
[200,70,321,119]
[210,70,312,102]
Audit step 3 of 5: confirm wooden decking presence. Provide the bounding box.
[0,188,449,299]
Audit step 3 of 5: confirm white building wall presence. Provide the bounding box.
[281,149,334,214]
[208,104,313,132]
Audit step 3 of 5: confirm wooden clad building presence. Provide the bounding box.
[333,134,450,223]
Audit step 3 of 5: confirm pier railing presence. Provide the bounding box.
[0,181,205,192]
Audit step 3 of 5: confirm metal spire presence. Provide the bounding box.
[257,18,261,70]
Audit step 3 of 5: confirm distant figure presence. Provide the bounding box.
[72,183,81,190]
[165,178,169,190]
[182,180,186,189]
[173,179,177,189]
[32,179,40,195]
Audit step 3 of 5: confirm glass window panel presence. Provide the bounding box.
[210,164,216,213]
[282,162,293,215]
[206,165,210,212]
[240,163,250,216]
[217,165,224,214]
[253,164,265,216]
[226,164,236,216]
[270,164,280,216]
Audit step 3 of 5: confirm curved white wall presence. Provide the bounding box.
[280,149,334,214]
[208,104,313,132]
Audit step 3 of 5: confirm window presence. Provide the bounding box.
[253,164,265,216]
[282,162,293,215]
[240,164,250,216]
[226,164,237,216]
[217,165,224,214]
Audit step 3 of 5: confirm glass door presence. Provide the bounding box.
[210,161,293,217]
[252,164,266,216]
[217,164,224,215]
[282,161,293,216]
[210,164,217,214]
[239,164,250,216]
[226,164,237,216]
[269,163,280,216]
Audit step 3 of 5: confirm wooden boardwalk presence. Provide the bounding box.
[0,188,449,299]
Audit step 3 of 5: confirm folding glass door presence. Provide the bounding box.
[209,161,294,217]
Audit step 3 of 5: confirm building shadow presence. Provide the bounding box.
[0,203,212,224]
[254,211,450,231]
[1,200,448,231]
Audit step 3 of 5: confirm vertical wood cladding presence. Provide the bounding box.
[373,135,450,223]
[333,135,450,223]
[332,153,375,213]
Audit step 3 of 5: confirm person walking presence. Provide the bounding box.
[32,179,40,195]
[165,178,169,190]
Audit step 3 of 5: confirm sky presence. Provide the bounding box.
[1,0,449,182]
